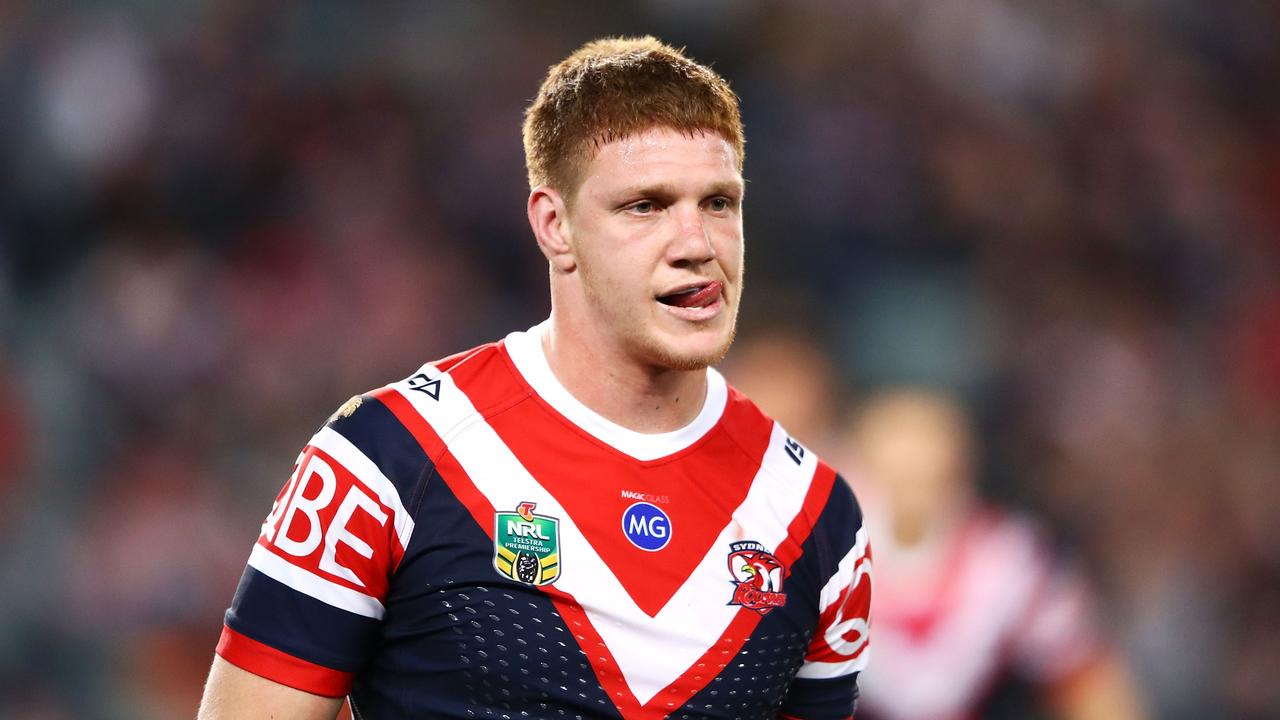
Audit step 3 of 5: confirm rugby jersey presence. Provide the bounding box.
[856,509,1102,720]
[217,322,872,719]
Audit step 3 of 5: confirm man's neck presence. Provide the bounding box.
[540,319,708,434]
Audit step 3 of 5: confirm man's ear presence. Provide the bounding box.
[527,187,576,273]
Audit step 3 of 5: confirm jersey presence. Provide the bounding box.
[216,323,872,719]
[855,509,1103,720]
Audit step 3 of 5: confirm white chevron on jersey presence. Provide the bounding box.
[387,362,820,706]
[859,511,1101,720]
[248,543,387,619]
[503,321,729,461]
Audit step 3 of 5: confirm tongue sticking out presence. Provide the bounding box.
[661,281,722,308]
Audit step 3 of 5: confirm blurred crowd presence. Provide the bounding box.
[0,1,1276,718]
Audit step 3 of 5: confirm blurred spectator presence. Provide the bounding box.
[721,326,842,456]
[842,389,1148,720]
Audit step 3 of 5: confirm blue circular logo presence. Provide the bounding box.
[621,502,672,552]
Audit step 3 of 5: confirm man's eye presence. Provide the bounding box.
[708,197,731,212]
[630,200,655,214]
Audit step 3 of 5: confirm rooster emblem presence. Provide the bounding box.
[727,541,787,614]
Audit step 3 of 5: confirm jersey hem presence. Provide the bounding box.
[216,624,354,698]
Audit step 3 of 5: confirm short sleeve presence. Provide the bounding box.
[780,477,873,720]
[216,396,424,697]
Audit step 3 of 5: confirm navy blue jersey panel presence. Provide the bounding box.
[224,565,381,672]
[327,395,432,508]
[822,475,863,566]
[670,545,825,718]
[778,675,859,720]
[348,464,623,720]
[670,477,864,719]
[669,616,813,720]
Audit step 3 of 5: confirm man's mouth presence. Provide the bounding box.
[657,281,723,309]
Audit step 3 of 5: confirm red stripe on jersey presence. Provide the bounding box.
[470,344,775,617]
[371,387,498,528]
[609,460,840,714]
[437,343,532,415]
[375,380,765,717]
[371,387,445,458]
[431,342,502,376]
[376,357,840,718]
[806,538,872,664]
[775,461,838,568]
[871,511,991,644]
[540,587,646,716]
[216,624,353,698]
[644,599,770,715]
[542,582,772,720]
[553,454,837,716]
[529,430,829,712]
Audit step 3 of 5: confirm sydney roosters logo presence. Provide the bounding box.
[726,541,787,614]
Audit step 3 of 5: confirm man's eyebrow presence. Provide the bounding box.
[613,180,745,200]
[709,180,746,198]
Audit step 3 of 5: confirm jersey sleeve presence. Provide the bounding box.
[216,395,426,697]
[780,475,873,720]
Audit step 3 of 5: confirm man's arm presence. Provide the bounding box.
[198,655,344,720]
[1049,652,1148,720]
[203,392,428,715]
[779,474,872,719]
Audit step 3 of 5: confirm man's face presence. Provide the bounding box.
[564,127,745,371]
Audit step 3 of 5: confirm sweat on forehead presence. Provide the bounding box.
[522,36,744,194]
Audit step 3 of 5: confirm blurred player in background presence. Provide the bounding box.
[198,37,870,719]
[720,326,841,459]
[845,390,1147,720]
[726,331,1148,720]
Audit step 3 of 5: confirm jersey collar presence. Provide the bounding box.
[503,320,728,461]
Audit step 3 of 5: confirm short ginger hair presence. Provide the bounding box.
[522,36,744,196]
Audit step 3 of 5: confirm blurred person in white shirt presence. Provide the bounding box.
[844,389,1147,720]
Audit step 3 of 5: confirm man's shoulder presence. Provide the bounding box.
[719,380,833,472]
[721,380,856,509]
[380,336,520,406]
[428,338,507,375]
[318,337,522,454]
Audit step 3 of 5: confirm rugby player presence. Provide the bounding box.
[198,37,871,720]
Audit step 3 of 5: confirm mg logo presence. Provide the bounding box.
[622,502,672,552]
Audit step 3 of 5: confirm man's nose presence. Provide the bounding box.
[667,205,716,265]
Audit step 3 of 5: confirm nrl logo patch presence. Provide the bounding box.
[494,502,560,586]
[727,541,787,614]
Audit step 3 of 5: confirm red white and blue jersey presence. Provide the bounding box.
[855,510,1102,720]
[217,323,872,719]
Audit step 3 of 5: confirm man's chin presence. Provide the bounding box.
[639,327,737,372]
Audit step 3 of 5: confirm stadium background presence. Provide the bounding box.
[0,1,1277,718]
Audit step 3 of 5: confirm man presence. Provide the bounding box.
[843,389,1146,720]
[198,37,871,720]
